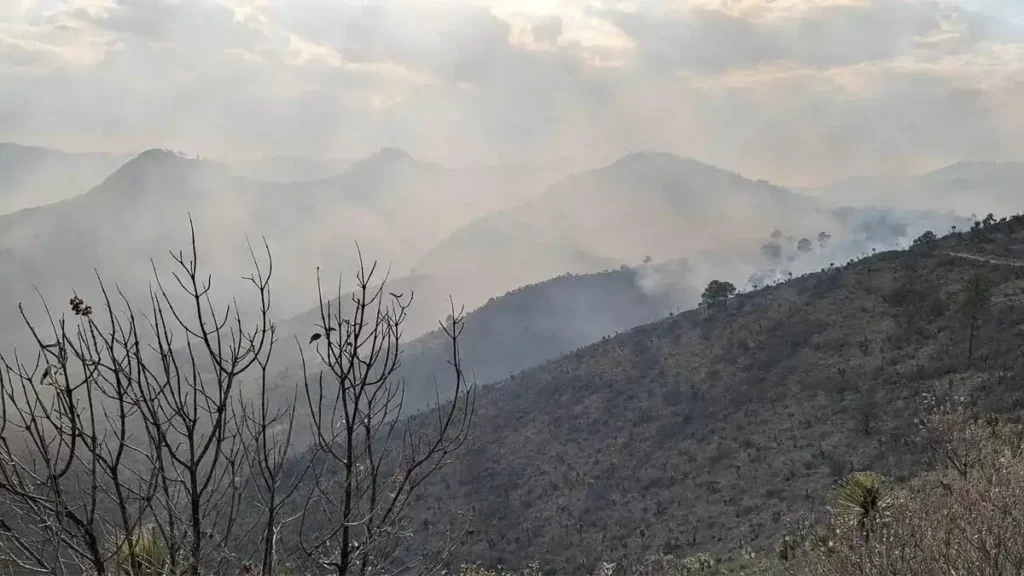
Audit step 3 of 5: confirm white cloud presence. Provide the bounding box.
[1,0,1023,183]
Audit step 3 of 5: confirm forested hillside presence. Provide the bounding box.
[401,217,1024,574]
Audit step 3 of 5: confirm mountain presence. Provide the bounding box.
[395,261,698,413]
[268,261,698,416]
[267,152,968,371]
[314,149,565,251]
[411,152,966,320]
[804,161,1024,217]
[396,221,1024,574]
[0,148,563,349]
[0,150,276,349]
[0,143,130,214]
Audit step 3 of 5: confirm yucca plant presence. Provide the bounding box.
[113,527,170,576]
[836,471,892,542]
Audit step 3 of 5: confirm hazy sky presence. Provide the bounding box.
[2,0,1023,184]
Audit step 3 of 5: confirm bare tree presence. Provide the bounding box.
[131,224,274,575]
[236,343,306,576]
[0,224,475,576]
[957,271,992,370]
[299,256,476,576]
[0,290,159,575]
[0,220,276,575]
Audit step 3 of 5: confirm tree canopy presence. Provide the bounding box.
[913,230,937,247]
[701,280,737,313]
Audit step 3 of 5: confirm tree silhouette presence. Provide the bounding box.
[957,272,992,369]
[0,222,474,576]
[912,230,937,248]
[298,259,475,576]
[700,280,737,314]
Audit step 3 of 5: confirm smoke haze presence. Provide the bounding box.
[2,0,1024,184]
[1,0,1022,385]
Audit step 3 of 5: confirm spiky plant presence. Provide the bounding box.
[113,527,169,576]
[836,472,892,542]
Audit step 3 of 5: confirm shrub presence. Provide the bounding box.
[113,527,169,576]
[791,402,1024,576]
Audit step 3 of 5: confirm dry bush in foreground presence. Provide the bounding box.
[791,397,1024,576]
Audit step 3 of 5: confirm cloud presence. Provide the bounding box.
[605,0,1021,73]
[0,0,1023,183]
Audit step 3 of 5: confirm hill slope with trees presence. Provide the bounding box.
[401,216,1024,574]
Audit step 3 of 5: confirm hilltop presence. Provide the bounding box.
[0,147,562,349]
[397,217,1024,574]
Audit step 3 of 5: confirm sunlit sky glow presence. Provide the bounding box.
[2,0,1023,184]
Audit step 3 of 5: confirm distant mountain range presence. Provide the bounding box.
[397,226,1024,574]
[261,154,970,425]
[267,151,841,350]
[409,152,970,324]
[802,161,1024,217]
[0,147,562,349]
[0,143,1000,360]
[0,143,131,214]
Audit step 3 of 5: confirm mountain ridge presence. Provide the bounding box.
[410,151,961,325]
[805,160,1024,216]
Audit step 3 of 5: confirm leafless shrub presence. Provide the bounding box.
[297,255,475,576]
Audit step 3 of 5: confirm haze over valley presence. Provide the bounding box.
[2,1,1024,574]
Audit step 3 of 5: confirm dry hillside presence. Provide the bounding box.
[395,263,698,414]
[400,217,1024,575]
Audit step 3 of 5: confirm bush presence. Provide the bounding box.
[911,230,937,248]
[790,401,1024,576]
[114,528,169,576]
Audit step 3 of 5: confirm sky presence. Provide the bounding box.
[1,0,1023,185]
